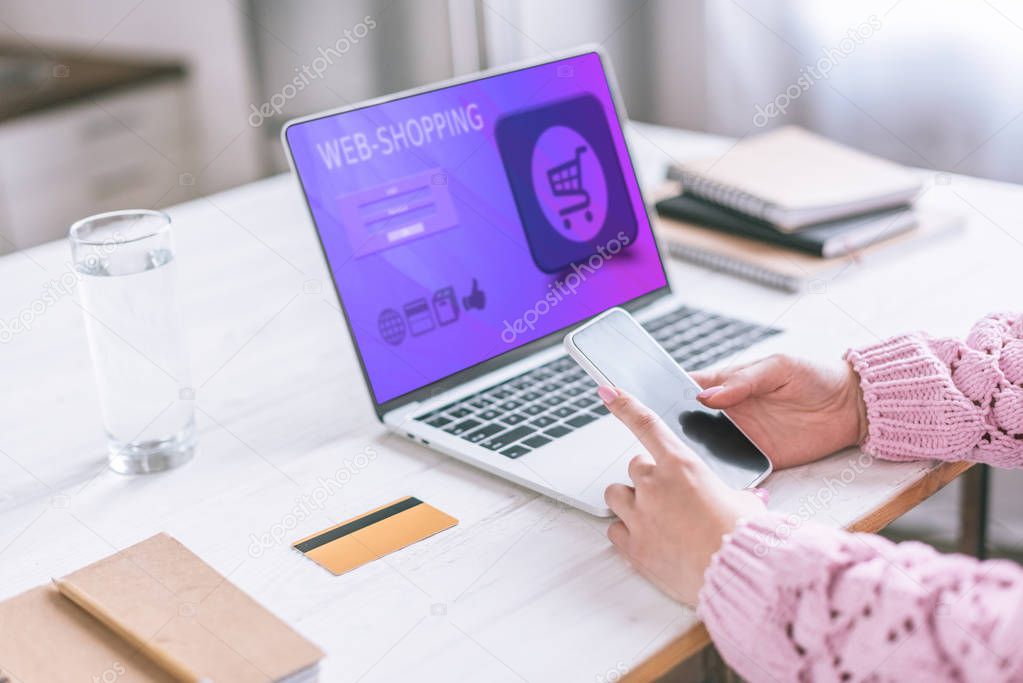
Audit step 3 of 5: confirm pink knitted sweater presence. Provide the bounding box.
[699,312,1023,682]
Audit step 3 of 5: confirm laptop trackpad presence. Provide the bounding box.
[518,416,636,504]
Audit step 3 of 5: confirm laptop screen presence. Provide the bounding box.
[286,51,668,404]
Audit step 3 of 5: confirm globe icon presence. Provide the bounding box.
[378,308,406,345]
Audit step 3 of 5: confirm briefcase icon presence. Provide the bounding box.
[432,287,459,326]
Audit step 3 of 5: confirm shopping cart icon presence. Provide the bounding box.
[546,146,594,230]
[495,94,637,272]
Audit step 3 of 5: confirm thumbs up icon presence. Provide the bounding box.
[462,278,486,311]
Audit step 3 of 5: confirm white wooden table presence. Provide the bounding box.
[1,122,1019,682]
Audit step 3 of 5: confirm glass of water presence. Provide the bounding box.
[70,210,197,474]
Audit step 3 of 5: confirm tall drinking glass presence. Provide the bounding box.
[70,210,196,474]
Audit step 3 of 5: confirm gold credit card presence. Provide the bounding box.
[293,497,458,575]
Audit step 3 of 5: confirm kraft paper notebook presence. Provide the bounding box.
[0,533,323,683]
[669,126,922,231]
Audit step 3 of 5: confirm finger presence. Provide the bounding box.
[699,355,792,408]
[689,368,723,389]
[627,453,655,484]
[689,360,754,390]
[598,387,689,464]
[607,520,630,549]
[604,483,636,521]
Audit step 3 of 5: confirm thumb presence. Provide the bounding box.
[698,355,791,408]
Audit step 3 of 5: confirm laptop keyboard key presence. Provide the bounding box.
[572,396,597,409]
[522,403,545,416]
[591,404,610,416]
[426,416,452,428]
[481,425,535,450]
[446,418,481,435]
[502,413,527,426]
[466,423,505,443]
[448,407,473,419]
[543,395,565,407]
[565,413,597,429]
[500,444,530,459]
[544,425,573,438]
[552,406,577,419]
[478,408,501,420]
[531,415,557,428]
[499,399,523,411]
[522,434,552,449]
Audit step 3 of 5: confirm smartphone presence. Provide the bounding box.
[564,307,772,489]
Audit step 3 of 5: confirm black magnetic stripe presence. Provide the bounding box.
[294,497,423,553]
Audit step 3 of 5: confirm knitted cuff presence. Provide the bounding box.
[845,336,984,461]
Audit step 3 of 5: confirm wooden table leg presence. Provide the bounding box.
[958,464,989,559]
[703,644,743,683]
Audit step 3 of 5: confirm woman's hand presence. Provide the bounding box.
[691,354,868,469]
[600,386,765,605]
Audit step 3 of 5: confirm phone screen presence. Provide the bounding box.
[569,309,771,488]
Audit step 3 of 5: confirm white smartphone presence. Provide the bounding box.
[564,307,772,489]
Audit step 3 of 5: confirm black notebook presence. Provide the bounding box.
[655,193,916,258]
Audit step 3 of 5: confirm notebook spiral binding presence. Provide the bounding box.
[664,240,801,293]
[674,170,772,221]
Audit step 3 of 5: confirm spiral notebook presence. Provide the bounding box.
[668,126,922,232]
[656,193,917,258]
[655,207,963,293]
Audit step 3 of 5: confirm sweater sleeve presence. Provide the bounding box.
[845,312,1023,467]
[699,513,1023,683]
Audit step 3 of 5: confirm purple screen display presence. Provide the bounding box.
[286,52,668,404]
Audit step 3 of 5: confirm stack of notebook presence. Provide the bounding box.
[655,126,958,291]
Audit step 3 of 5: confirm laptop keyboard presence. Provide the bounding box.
[415,305,780,460]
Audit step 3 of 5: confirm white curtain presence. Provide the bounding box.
[702,0,1023,182]
[249,0,1023,182]
[479,0,1023,183]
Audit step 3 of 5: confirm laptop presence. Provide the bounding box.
[282,47,782,516]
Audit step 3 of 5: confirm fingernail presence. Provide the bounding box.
[751,487,770,504]
[597,385,619,404]
[698,386,724,400]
